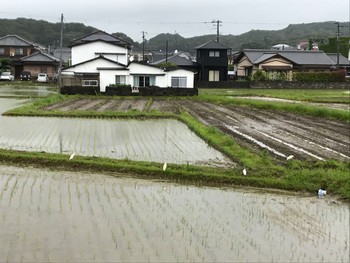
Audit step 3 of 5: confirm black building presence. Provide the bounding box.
[195,40,230,81]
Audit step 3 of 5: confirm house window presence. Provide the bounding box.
[82,80,99,87]
[209,51,220,57]
[15,48,23,55]
[171,77,187,87]
[209,70,220,81]
[134,76,155,87]
[0,48,4,55]
[115,75,126,85]
[245,67,253,76]
[140,76,150,87]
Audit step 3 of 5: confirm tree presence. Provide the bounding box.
[0,58,12,72]
[319,37,350,57]
[156,62,177,70]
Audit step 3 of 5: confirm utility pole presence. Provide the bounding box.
[212,20,222,42]
[58,13,64,93]
[175,31,178,50]
[141,31,146,62]
[335,22,349,70]
[165,40,168,63]
[264,36,268,49]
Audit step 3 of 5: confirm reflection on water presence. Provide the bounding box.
[0,98,28,114]
[0,165,348,262]
[0,98,231,166]
[0,84,57,97]
[0,116,231,165]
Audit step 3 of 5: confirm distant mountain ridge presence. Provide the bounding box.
[0,18,348,54]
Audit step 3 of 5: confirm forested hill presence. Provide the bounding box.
[0,18,97,47]
[0,18,348,53]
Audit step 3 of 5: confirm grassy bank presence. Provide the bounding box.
[0,148,349,201]
[199,88,350,103]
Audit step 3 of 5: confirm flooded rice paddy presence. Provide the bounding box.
[0,84,57,98]
[0,165,348,262]
[0,98,231,166]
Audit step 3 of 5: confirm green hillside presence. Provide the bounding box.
[0,18,348,55]
[148,21,349,53]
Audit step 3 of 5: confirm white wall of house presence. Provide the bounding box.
[63,55,195,92]
[167,69,194,88]
[71,41,128,65]
[63,57,125,74]
[128,63,164,75]
[127,62,167,87]
[100,70,129,92]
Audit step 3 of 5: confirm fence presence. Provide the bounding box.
[60,86,199,96]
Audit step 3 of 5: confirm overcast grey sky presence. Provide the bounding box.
[1,0,349,41]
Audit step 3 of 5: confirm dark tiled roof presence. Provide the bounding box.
[21,51,59,62]
[326,53,350,66]
[0,34,35,47]
[242,50,267,63]
[69,30,130,48]
[281,51,333,65]
[254,53,277,64]
[242,49,336,66]
[53,48,71,63]
[195,40,229,50]
[152,52,199,67]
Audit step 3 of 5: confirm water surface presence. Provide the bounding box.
[0,165,348,262]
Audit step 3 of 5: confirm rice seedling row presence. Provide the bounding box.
[1,165,348,262]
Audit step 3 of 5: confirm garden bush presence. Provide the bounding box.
[293,70,346,82]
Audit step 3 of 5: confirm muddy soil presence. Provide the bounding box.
[44,98,350,162]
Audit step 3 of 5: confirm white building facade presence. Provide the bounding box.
[62,30,195,93]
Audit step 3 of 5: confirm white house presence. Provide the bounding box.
[62,30,195,93]
[69,30,130,65]
[126,62,194,89]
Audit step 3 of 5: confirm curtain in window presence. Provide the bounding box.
[171,77,187,87]
[209,70,219,81]
[133,76,139,87]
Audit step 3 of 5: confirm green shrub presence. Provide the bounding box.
[108,84,132,88]
[157,62,177,70]
[294,71,346,82]
[252,70,268,81]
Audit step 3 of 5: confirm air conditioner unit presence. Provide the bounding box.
[10,53,14,56]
